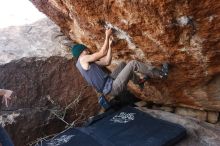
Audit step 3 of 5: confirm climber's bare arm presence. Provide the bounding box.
[80,28,112,69]
[0,89,13,107]
[96,38,112,66]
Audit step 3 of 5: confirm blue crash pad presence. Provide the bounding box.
[37,106,186,146]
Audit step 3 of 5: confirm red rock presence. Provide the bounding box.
[31,0,220,111]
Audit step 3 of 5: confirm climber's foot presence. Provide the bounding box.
[160,63,169,79]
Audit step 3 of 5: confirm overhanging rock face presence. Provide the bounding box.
[31,0,220,111]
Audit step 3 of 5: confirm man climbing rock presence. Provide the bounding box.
[69,28,168,109]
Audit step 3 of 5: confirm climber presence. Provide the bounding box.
[0,89,14,146]
[69,28,169,109]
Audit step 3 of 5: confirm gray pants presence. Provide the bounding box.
[109,60,161,96]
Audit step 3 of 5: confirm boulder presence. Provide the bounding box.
[175,107,207,121]
[0,57,99,146]
[0,18,69,64]
[31,0,220,111]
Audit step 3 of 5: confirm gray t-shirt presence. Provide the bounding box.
[76,60,113,95]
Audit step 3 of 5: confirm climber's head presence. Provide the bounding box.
[71,44,87,58]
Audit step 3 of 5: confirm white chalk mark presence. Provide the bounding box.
[47,135,75,146]
[104,22,145,59]
[110,112,135,123]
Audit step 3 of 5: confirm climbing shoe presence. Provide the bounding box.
[160,63,169,79]
[98,95,111,110]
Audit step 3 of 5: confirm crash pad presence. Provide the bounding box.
[37,106,186,146]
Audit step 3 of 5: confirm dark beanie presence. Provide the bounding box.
[71,44,86,58]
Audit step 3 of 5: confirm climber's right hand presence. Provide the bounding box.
[105,28,113,37]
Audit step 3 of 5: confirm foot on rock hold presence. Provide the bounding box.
[160,63,169,79]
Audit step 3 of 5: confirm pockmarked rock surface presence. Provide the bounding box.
[31,0,220,111]
[0,57,99,146]
[0,18,69,64]
[138,107,220,146]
